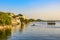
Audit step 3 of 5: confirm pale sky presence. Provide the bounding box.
[0,0,60,20]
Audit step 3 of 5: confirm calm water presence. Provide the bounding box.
[0,22,60,40]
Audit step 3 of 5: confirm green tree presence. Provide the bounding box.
[0,12,12,26]
[28,19,35,22]
[18,14,23,16]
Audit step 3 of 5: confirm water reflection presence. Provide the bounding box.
[19,23,26,33]
[47,23,60,28]
[47,24,55,28]
[0,29,11,40]
[1,22,60,40]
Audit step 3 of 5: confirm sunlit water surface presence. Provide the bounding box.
[0,22,60,40]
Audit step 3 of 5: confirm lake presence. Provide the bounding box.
[0,22,60,40]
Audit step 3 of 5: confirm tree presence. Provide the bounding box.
[18,14,23,16]
[28,19,35,22]
[0,12,12,26]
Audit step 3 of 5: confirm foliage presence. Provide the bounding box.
[18,14,23,16]
[28,19,35,22]
[36,19,42,22]
[12,16,16,18]
[0,12,12,25]
[18,14,25,22]
[20,17,25,22]
[24,19,30,24]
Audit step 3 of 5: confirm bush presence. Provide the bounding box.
[0,12,12,25]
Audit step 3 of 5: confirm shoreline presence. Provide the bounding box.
[0,24,21,31]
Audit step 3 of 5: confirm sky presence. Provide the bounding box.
[0,0,60,20]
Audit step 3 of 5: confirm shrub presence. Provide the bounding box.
[0,12,12,25]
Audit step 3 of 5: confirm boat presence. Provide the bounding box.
[47,21,56,25]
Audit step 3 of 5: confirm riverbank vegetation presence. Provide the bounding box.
[0,12,31,27]
[0,11,43,27]
[0,12,12,26]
